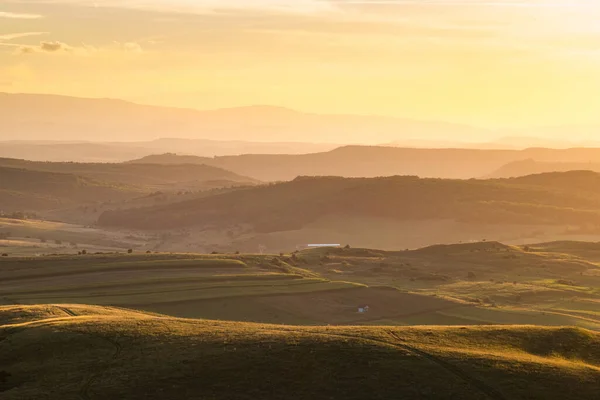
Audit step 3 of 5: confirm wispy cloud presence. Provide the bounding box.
[0,32,48,41]
[8,39,145,56]
[0,11,43,19]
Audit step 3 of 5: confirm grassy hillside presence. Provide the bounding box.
[0,166,141,212]
[98,172,600,233]
[0,217,148,255]
[1,305,599,399]
[304,241,600,330]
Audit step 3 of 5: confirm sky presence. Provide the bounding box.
[1,0,600,130]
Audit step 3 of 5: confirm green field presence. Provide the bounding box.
[2,241,600,329]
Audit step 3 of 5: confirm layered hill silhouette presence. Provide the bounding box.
[486,159,600,178]
[99,171,600,232]
[1,305,598,399]
[129,146,600,181]
[0,158,257,213]
[0,157,256,190]
[0,139,340,163]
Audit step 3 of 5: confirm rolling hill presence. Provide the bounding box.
[128,146,600,181]
[0,166,141,212]
[0,157,258,192]
[1,304,599,399]
[98,171,600,233]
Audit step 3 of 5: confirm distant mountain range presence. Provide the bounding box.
[384,136,600,150]
[0,92,491,144]
[2,92,598,148]
[0,138,341,163]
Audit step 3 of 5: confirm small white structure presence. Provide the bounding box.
[358,305,370,314]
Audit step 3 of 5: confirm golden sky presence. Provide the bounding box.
[1,0,600,129]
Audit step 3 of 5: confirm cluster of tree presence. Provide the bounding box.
[0,211,38,220]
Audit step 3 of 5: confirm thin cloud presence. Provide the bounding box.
[0,11,43,19]
[0,32,48,41]
[115,41,144,53]
[10,39,145,55]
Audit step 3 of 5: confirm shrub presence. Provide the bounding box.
[556,279,576,286]
[81,249,87,255]
[146,250,152,254]
[1,253,8,257]
[127,249,133,254]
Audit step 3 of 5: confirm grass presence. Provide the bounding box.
[2,242,600,329]
[1,257,248,281]
[14,280,362,306]
[1,304,599,399]
[0,253,376,323]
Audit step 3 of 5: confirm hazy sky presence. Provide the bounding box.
[1,0,600,128]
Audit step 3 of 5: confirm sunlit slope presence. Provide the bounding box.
[0,218,147,255]
[1,305,599,400]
